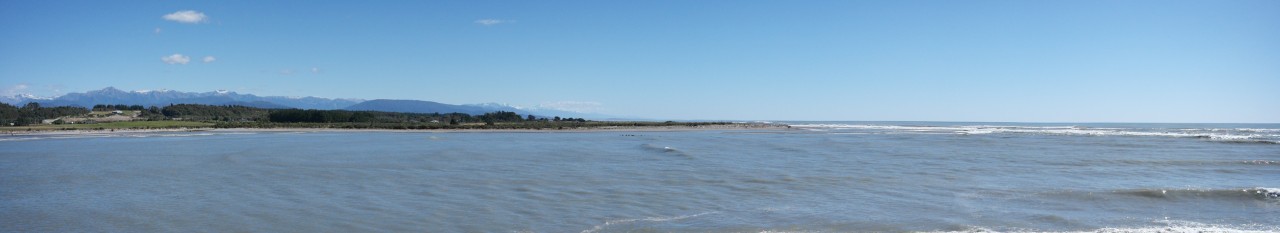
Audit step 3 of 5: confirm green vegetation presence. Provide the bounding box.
[92,104,147,111]
[1,102,737,131]
[0,102,90,126]
[162,104,267,121]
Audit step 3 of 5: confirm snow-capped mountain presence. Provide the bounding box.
[0,94,52,105]
[9,87,363,110]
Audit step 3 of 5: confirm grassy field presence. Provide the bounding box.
[0,121,214,131]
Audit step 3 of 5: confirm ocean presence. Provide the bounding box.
[2,122,1278,232]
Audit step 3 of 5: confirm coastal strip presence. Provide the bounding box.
[2,122,789,136]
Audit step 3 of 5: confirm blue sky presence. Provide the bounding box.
[1,1,1277,122]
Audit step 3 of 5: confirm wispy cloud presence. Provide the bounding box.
[537,101,603,113]
[279,69,295,75]
[202,56,216,63]
[474,19,511,26]
[161,53,191,64]
[2,83,66,98]
[311,67,320,74]
[2,84,30,96]
[163,10,208,24]
[154,27,162,34]
[44,84,66,96]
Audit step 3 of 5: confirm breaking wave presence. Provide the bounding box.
[1112,187,1280,201]
[788,124,1280,144]
[930,219,1280,233]
[640,143,691,157]
[1092,219,1280,233]
[580,211,717,233]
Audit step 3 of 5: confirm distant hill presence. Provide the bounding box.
[0,94,51,106]
[465,103,624,120]
[344,99,527,116]
[5,87,361,110]
[3,87,623,119]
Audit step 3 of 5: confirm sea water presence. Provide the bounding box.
[2,122,1278,232]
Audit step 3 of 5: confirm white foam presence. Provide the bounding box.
[957,129,995,135]
[1257,187,1280,198]
[1091,219,1280,233]
[580,211,717,233]
[0,137,45,141]
[0,134,117,141]
[1236,128,1280,133]
[1244,160,1279,165]
[926,220,1279,233]
[789,124,1280,143]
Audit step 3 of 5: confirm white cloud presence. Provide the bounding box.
[163,10,208,24]
[161,53,191,64]
[537,101,603,113]
[45,84,66,96]
[311,67,320,74]
[474,19,510,26]
[202,56,216,63]
[154,27,162,34]
[279,69,294,75]
[2,84,30,96]
[1,83,66,100]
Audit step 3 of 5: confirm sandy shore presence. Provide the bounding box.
[2,128,212,136]
[2,123,790,136]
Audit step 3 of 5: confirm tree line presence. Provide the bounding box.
[1,102,605,127]
[0,102,91,126]
[92,104,147,111]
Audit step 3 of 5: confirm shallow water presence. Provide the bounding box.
[2,122,1278,232]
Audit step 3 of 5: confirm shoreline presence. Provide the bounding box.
[1,123,790,136]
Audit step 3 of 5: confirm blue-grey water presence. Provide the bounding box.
[2,122,1278,232]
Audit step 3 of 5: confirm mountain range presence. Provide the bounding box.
[1,87,617,119]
